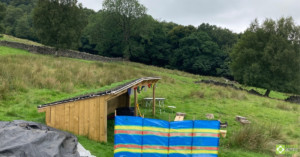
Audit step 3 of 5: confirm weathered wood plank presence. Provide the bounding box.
[56,105,65,130]
[79,100,85,135]
[134,89,138,116]
[45,107,51,126]
[74,101,79,135]
[69,102,75,134]
[83,99,89,136]
[50,106,55,127]
[64,103,70,131]
[38,108,47,113]
[94,97,100,141]
[153,84,156,116]
[100,97,107,142]
[88,98,95,140]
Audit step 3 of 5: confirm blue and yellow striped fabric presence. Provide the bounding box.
[114,116,220,157]
[142,118,169,157]
[192,120,220,157]
[169,120,193,157]
[114,116,143,157]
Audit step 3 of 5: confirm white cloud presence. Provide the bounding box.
[77,0,300,33]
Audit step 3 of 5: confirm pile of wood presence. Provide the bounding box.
[236,116,251,125]
[174,112,186,121]
[206,114,214,119]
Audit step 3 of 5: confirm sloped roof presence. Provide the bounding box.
[38,77,161,108]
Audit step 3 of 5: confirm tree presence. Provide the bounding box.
[128,15,171,66]
[170,31,222,75]
[33,0,87,49]
[230,17,300,96]
[198,23,238,78]
[85,11,124,57]
[0,2,6,34]
[102,0,146,58]
[15,13,37,40]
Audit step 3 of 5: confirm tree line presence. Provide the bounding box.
[0,0,299,95]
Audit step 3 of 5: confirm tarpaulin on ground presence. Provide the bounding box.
[0,120,79,157]
[114,116,220,157]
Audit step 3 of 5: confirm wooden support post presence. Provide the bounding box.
[127,92,131,107]
[134,88,138,116]
[152,84,156,116]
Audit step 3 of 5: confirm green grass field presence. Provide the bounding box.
[0,46,299,157]
[0,34,43,46]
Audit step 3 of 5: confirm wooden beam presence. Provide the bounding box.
[152,84,156,116]
[106,90,127,101]
[127,93,131,107]
[38,107,47,113]
[134,88,138,116]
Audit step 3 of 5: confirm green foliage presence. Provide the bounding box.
[0,0,37,40]
[230,17,300,95]
[102,0,147,58]
[0,34,42,46]
[33,0,87,49]
[170,31,221,75]
[1,0,238,79]
[15,14,36,40]
[229,123,283,153]
[85,11,124,57]
[0,2,5,33]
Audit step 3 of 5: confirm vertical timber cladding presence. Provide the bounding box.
[107,92,130,115]
[87,96,108,142]
[44,96,108,142]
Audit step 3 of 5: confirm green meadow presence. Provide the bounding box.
[0,46,299,157]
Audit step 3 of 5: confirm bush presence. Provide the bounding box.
[276,104,292,111]
[190,91,205,98]
[228,123,283,154]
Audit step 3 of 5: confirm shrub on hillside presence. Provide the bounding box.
[228,123,283,154]
[276,104,292,111]
[190,91,205,98]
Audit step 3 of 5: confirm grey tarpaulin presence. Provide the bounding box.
[0,120,80,157]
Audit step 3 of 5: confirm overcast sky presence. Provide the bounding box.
[77,0,300,33]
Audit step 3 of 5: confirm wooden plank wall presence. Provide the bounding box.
[44,96,108,142]
[107,93,130,115]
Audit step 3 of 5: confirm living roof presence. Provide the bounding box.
[38,77,161,109]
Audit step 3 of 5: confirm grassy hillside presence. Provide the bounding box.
[0,46,299,157]
[0,34,43,46]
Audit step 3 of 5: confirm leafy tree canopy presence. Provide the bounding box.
[102,0,147,58]
[0,2,6,33]
[33,0,87,49]
[230,17,300,95]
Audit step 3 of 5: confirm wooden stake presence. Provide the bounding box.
[134,88,138,117]
[220,130,227,138]
[152,84,156,116]
[115,110,117,117]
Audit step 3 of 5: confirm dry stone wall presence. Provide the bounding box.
[0,41,124,62]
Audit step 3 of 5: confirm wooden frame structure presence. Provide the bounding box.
[37,77,160,142]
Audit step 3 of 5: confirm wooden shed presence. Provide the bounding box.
[37,77,160,142]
